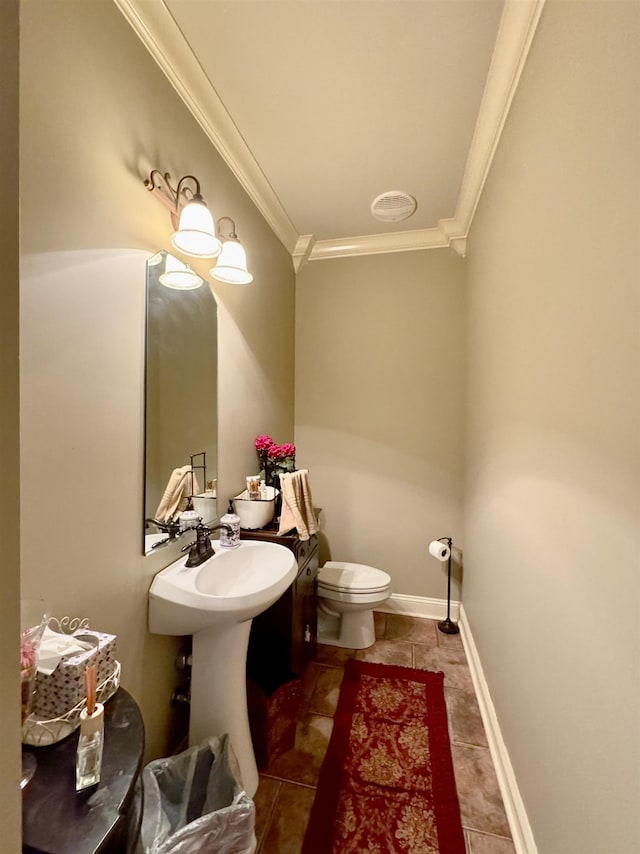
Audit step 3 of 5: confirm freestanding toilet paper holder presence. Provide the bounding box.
[434,536,459,635]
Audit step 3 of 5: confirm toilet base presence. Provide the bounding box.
[317,606,376,650]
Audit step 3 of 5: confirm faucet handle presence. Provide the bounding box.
[181,524,212,556]
[196,522,214,534]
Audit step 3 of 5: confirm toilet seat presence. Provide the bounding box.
[318,561,391,595]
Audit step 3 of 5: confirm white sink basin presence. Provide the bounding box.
[148,538,297,796]
[149,540,297,634]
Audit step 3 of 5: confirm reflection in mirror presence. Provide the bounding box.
[144,251,218,556]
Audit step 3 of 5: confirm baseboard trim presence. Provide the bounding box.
[379,594,537,852]
[377,593,460,621]
[459,605,538,854]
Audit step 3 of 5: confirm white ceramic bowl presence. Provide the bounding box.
[232,486,278,530]
[191,493,217,524]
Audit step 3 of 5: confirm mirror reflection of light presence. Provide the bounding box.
[159,253,203,290]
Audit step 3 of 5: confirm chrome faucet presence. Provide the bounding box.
[182,523,233,568]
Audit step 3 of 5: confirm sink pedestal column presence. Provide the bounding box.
[189,619,258,797]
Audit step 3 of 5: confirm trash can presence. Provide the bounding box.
[140,734,256,854]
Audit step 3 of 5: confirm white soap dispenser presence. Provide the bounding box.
[179,497,201,531]
[219,501,241,549]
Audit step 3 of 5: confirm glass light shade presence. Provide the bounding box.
[171,199,221,258]
[210,239,253,284]
[159,254,203,290]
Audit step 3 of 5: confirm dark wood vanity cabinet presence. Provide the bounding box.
[242,527,318,684]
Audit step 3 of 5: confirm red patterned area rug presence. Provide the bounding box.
[301,660,465,854]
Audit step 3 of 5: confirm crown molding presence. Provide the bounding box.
[115,0,545,266]
[308,227,451,262]
[292,222,468,271]
[300,0,545,267]
[113,0,299,254]
[292,234,316,272]
[450,0,546,238]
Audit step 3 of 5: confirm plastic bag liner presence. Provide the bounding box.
[140,734,256,854]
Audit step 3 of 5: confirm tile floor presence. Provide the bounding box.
[253,612,515,854]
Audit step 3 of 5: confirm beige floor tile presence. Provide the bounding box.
[451,744,511,838]
[300,662,323,700]
[385,613,439,646]
[258,781,316,854]
[255,617,510,852]
[466,830,516,853]
[413,644,474,690]
[374,610,387,639]
[254,775,282,850]
[306,665,344,716]
[261,712,333,787]
[445,686,489,748]
[436,624,464,650]
[312,643,357,668]
[355,638,413,666]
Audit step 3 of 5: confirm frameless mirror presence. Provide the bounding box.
[144,251,218,555]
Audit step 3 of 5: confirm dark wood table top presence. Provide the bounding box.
[22,688,144,854]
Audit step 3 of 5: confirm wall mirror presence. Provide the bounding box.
[144,250,218,556]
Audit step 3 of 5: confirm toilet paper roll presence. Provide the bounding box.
[429,540,450,562]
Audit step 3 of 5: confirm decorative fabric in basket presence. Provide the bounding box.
[33,629,117,719]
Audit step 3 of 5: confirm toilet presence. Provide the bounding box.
[317,561,392,649]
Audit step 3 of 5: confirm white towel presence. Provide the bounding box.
[278,469,318,541]
[155,465,201,523]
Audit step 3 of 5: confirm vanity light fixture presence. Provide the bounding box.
[144,170,222,259]
[158,253,203,290]
[210,217,254,285]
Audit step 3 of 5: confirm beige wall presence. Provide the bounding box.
[1,1,23,848]
[296,250,465,600]
[464,2,640,852]
[19,0,294,763]
[14,2,639,851]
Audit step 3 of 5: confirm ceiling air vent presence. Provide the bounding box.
[370,191,417,223]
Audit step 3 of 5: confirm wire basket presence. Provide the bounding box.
[22,616,121,747]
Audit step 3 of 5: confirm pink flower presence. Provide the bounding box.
[254,435,274,452]
[20,638,36,670]
[280,443,296,458]
[267,443,286,460]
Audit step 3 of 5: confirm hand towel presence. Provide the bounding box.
[278,469,319,540]
[155,465,201,523]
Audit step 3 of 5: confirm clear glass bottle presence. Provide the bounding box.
[76,702,104,790]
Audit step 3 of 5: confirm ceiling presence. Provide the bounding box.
[116,0,545,267]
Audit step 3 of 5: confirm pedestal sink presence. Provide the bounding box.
[148,539,297,796]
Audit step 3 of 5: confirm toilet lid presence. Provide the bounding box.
[318,561,391,594]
